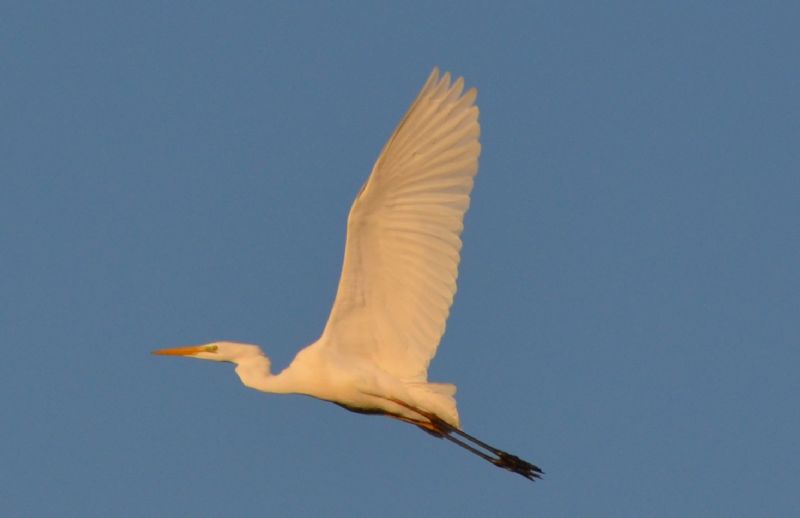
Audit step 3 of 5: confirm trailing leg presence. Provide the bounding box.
[386,397,543,481]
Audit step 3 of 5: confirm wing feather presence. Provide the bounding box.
[319,68,480,381]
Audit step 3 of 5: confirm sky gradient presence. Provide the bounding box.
[2,2,799,516]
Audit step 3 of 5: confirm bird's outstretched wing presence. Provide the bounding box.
[319,68,480,381]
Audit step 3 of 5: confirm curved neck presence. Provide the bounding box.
[234,355,296,394]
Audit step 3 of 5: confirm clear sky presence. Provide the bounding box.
[2,1,798,516]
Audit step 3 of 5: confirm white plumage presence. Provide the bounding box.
[322,68,480,384]
[155,69,541,481]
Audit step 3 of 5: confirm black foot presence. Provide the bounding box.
[493,451,544,481]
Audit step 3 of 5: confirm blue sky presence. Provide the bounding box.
[2,1,798,516]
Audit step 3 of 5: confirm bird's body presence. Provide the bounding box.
[155,69,542,481]
[192,340,458,428]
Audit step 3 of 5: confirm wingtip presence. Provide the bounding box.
[428,68,477,103]
[427,67,441,86]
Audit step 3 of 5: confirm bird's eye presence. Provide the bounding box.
[204,345,218,353]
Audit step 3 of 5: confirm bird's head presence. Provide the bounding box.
[152,341,265,364]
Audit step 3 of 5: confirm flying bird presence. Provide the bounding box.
[154,68,542,481]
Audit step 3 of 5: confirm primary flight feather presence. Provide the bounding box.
[154,68,542,481]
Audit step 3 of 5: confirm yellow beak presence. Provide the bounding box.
[152,345,208,356]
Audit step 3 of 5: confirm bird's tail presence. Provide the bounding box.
[405,381,460,428]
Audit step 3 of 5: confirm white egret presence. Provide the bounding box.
[154,68,542,481]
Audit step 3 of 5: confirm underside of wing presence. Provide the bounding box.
[319,69,480,381]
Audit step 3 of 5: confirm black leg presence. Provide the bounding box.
[386,397,544,481]
[430,415,544,481]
